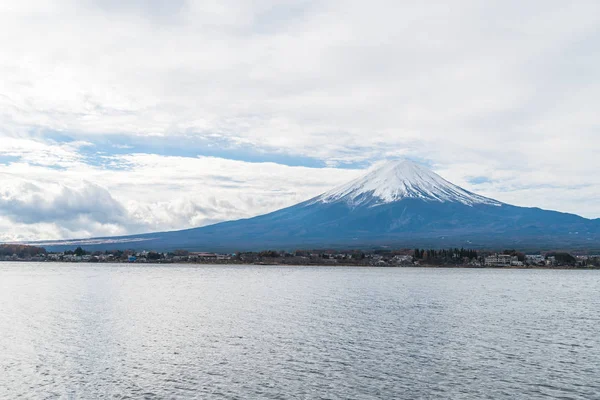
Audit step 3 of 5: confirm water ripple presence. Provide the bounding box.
[1,264,599,399]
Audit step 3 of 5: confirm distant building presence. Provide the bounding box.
[484,254,515,267]
[392,255,413,264]
[526,255,545,265]
[190,252,218,260]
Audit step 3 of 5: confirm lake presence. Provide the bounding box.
[1,263,599,399]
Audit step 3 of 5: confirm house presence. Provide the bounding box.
[190,252,219,260]
[392,255,413,265]
[484,254,515,267]
[526,255,545,265]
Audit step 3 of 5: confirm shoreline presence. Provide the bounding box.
[1,260,598,270]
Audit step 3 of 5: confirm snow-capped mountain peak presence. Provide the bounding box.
[315,160,501,207]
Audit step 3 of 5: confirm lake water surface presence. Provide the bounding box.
[1,263,599,399]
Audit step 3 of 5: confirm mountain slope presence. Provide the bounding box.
[40,160,600,252]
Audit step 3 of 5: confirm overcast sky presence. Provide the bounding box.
[1,0,599,241]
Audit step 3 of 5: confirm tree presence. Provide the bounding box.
[0,244,46,258]
[547,252,576,265]
[503,249,525,262]
[259,250,280,258]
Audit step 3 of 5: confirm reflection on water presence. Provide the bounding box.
[1,263,599,399]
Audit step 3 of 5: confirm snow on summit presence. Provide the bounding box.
[316,160,502,207]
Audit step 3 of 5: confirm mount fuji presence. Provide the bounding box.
[315,160,502,207]
[41,160,600,252]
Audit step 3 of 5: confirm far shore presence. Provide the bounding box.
[1,260,598,270]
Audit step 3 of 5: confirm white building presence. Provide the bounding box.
[526,255,545,265]
[392,255,413,265]
[484,254,515,267]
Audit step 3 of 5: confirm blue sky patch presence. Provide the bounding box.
[34,131,371,170]
[468,176,493,185]
[0,155,21,165]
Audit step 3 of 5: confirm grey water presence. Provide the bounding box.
[1,264,599,399]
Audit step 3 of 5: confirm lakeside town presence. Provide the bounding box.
[1,244,599,268]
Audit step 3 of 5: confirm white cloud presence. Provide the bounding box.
[0,0,599,240]
[0,181,125,224]
[0,138,361,240]
[0,178,132,241]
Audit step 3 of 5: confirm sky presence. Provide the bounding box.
[1,0,599,242]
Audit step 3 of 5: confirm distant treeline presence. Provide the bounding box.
[413,248,479,261]
[0,244,47,258]
[2,244,599,268]
[546,252,577,264]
